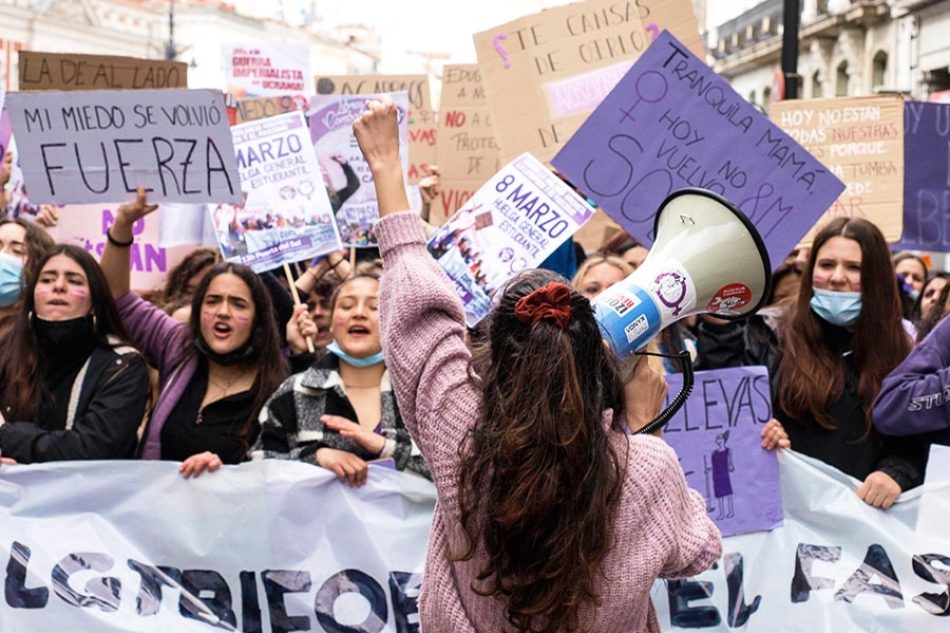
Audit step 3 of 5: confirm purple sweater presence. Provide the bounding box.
[873,315,950,439]
[116,292,197,459]
[375,212,721,633]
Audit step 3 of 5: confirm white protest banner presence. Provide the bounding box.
[4,89,241,205]
[427,153,594,326]
[308,93,410,248]
[157,203,219,248]
[1,454,948,632]
[225,43,310,98]
[0,461,433,632]
[211,111,342,273]
[47,204,203,292]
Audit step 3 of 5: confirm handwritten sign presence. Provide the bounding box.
[308,93,410,248]
[662,366,782,538]
[225,43,310,98]
[890,102,950,250]
[48,204,198,292]
[18,52,186,91]
[771,95,904,245]
[4,89,241,205]
[212,111,342,273]
[552,31,845,266]
[314,74,435,183]
[433,64,501,225]
[427,153,593,326]
[232,94,308,124]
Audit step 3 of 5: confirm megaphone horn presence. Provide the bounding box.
[593,189,773,434]
[594,188,772,358]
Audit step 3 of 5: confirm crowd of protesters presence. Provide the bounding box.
[1,95,949,633]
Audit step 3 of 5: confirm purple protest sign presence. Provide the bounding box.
[552,30,845,267]
[891,102,950,251]
[0,108,11,163]
[660,365,782,538]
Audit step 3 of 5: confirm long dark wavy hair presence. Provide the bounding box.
[455,269,628,633]
[185,262,289,448]
[778,218,911,431]
[0,245,130,420]
[156,246,221,311]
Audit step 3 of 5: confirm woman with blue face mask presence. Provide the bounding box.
[702,217,922,510]
[0,219,55,338]
[251,272,431,485]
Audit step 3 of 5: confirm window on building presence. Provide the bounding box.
[763,86,772,111]
[836,61,849,96]
[749,90,757,105]
[872,51,888,90]
[812,70,823,98]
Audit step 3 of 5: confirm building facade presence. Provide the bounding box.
[0,0,379,92]
[705,0,950,109]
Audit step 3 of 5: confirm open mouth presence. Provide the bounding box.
[347,325,370,337]
[212,322,233,338]
[47,298,70,307]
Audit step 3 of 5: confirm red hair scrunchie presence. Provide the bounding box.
[514,282,573,329]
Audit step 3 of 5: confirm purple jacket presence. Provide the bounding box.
[116,292,198,460]
[873,316,950,438]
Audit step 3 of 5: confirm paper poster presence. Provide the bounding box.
[427,153,593,326]
[552,31,846,267]
[4,89,241,205]
[224,43,310,98]
[18,51,187,91]
[314,74,435,183]
[433,64,501,225]
[662,366,782,538]
[158,203,218,248]
[47,204,200,292]
[308,92,410,248]
[231,94,309,124]
[770,94,904,245]
[891,101,950,250]
[214,111,342,273]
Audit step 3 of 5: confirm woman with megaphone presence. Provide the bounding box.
[352,95,720,633]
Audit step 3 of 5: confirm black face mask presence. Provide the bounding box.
[193,333,257,367]
[33,314,97,357]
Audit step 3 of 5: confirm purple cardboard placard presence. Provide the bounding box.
[660,365,782,538]
[891,102,950,251]
[553,30,845,267]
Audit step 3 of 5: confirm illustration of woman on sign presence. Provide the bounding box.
[705,431,735,520]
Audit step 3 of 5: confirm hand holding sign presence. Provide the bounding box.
[112,187,160,242]
[352,95,410,219]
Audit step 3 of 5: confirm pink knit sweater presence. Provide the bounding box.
[376,212,722,633]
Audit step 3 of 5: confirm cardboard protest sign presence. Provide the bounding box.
[662,366,782,538]
[308,93,410,248]
[433,64,501,225]
[314,74,435,183]
[225,43,310,98]
[473,0,649,166]
[770,95,904,245]
[48,204,199,292]
[552,31,846,267]
[891,102,950,250]
[427,153,594,326]
[232,94,309,124]
[18,51,186,91]
[212,111,342,273]
[4,89,241,205]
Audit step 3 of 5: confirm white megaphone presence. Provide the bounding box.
[593,188,772,360]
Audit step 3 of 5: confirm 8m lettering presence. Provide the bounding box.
[39,137,234,197]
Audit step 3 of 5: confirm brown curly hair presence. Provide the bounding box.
[455,269,628,633]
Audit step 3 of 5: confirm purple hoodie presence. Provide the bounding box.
[115,292,199,459]
[873,315,950,439]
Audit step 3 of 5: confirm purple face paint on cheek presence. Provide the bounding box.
[201,309,216,324]
[232,315,251,325]
[68,290,88,300]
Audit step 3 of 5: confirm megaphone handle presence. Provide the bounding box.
[635,350,694,436]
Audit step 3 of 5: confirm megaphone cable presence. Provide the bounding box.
[631,350,694,436]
